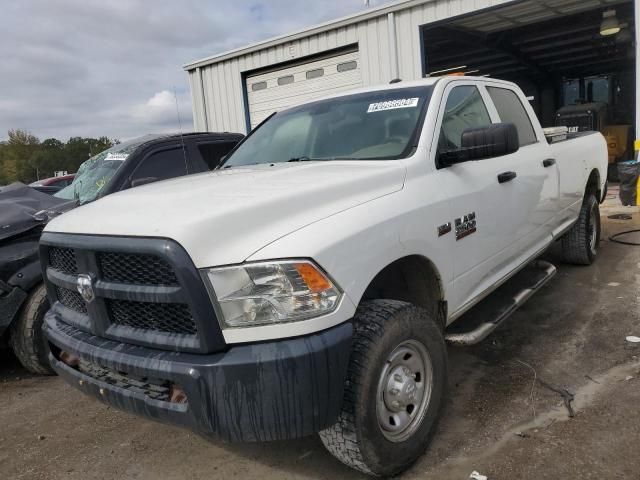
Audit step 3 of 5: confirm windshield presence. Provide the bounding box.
[223,86,433,168]
[54,135,160,204]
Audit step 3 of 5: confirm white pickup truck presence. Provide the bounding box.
[41,77,607,476]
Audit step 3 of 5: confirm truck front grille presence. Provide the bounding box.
[41,234,225,353]
[55,286,87,314]
[98,252,178,286]
[49,247,78,275]
[108,300,197,335]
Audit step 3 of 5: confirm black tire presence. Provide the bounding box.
[9,284,55,375]
[319,300,448,477]
[560,193,600,265]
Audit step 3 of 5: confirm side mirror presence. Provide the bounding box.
[131,177,159,188]
[440,123,519,166]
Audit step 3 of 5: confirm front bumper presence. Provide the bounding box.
[44,311,352,442]
[0,286,27,336]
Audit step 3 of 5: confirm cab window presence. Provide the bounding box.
[130,147,188,187]
[437,86,492,154]
[486,87,537,146]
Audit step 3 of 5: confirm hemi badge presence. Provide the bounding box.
[438,223,452,237]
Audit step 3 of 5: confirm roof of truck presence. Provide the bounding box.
[274,76,517,114]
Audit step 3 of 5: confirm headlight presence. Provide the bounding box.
[204,260,342,328]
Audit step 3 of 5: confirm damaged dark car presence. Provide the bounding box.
[0,132,243,373]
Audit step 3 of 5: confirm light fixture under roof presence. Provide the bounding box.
[600,10,621,36]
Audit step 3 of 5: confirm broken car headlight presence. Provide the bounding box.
[203,260,342,328]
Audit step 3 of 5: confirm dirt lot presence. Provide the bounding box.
[1,195,640,480]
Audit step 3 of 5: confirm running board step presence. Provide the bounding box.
[445,260,557,346]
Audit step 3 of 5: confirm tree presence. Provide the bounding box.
[30,138,65,180]
[63,136,114,174]
[0,131,116,184]
[3,129,41,184]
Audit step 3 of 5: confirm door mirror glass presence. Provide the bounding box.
[440,123,520,166]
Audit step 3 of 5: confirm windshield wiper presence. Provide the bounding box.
[287,156,315,162]
[288,156,364,162]
[223,162,262,169]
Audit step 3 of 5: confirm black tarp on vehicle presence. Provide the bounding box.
[0,183,73,242]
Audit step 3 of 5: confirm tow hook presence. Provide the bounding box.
[59,351,80,368]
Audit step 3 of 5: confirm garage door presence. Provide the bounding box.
[245,50,362,129]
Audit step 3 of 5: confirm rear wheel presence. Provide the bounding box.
[320,300,447,477]
[9,284,54,375]
[560,193,600,265]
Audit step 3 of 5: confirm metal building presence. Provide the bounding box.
[184,0,639,158]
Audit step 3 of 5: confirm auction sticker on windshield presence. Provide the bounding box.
[105,153,128,161]
[367,98,419,113]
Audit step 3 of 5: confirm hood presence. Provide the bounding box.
[45,161,406,267]
[0,182,74,242]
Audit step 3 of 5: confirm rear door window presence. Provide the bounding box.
[487,87,537,146]
[129,147,188,187]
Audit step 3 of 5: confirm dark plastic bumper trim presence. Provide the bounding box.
[44,311,352,442]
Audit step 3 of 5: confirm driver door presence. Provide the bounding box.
[433,82,527,315]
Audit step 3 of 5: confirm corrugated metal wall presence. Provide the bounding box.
[188,0,515,134]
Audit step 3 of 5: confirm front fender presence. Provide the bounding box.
[248,188,452,321]
[0,235,42,292]
[9,260,43,292]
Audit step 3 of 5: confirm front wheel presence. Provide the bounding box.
[9,284,54,375]
[320,300,448,477]
[560,193,601,265]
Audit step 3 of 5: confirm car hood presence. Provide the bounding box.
[0,182,74,243]
[45,161,406,267]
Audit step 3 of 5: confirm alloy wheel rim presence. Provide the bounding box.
[376,339,433,443]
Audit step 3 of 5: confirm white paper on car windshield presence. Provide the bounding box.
[367,98,419,113]
[105,152,128,161]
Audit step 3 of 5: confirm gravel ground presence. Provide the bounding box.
[1,194,639,480]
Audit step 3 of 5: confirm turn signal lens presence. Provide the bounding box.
[294,262,332,292]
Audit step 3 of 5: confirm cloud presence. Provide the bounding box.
[1,1,372,142]
[146,91,174,109]
[129,90,193,135]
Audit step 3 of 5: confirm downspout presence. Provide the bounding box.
[197,67,209,132]
[388,12,400,80]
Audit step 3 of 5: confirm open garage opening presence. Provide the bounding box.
[421,0,637,171]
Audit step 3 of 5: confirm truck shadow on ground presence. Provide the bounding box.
[0,348,35,382]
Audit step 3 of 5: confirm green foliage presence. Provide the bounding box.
[0,130,116,185]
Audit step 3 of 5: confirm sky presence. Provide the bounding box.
[1,1,377,142]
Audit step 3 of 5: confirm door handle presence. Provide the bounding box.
[498,171,517,184]
[543,158,556,168]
